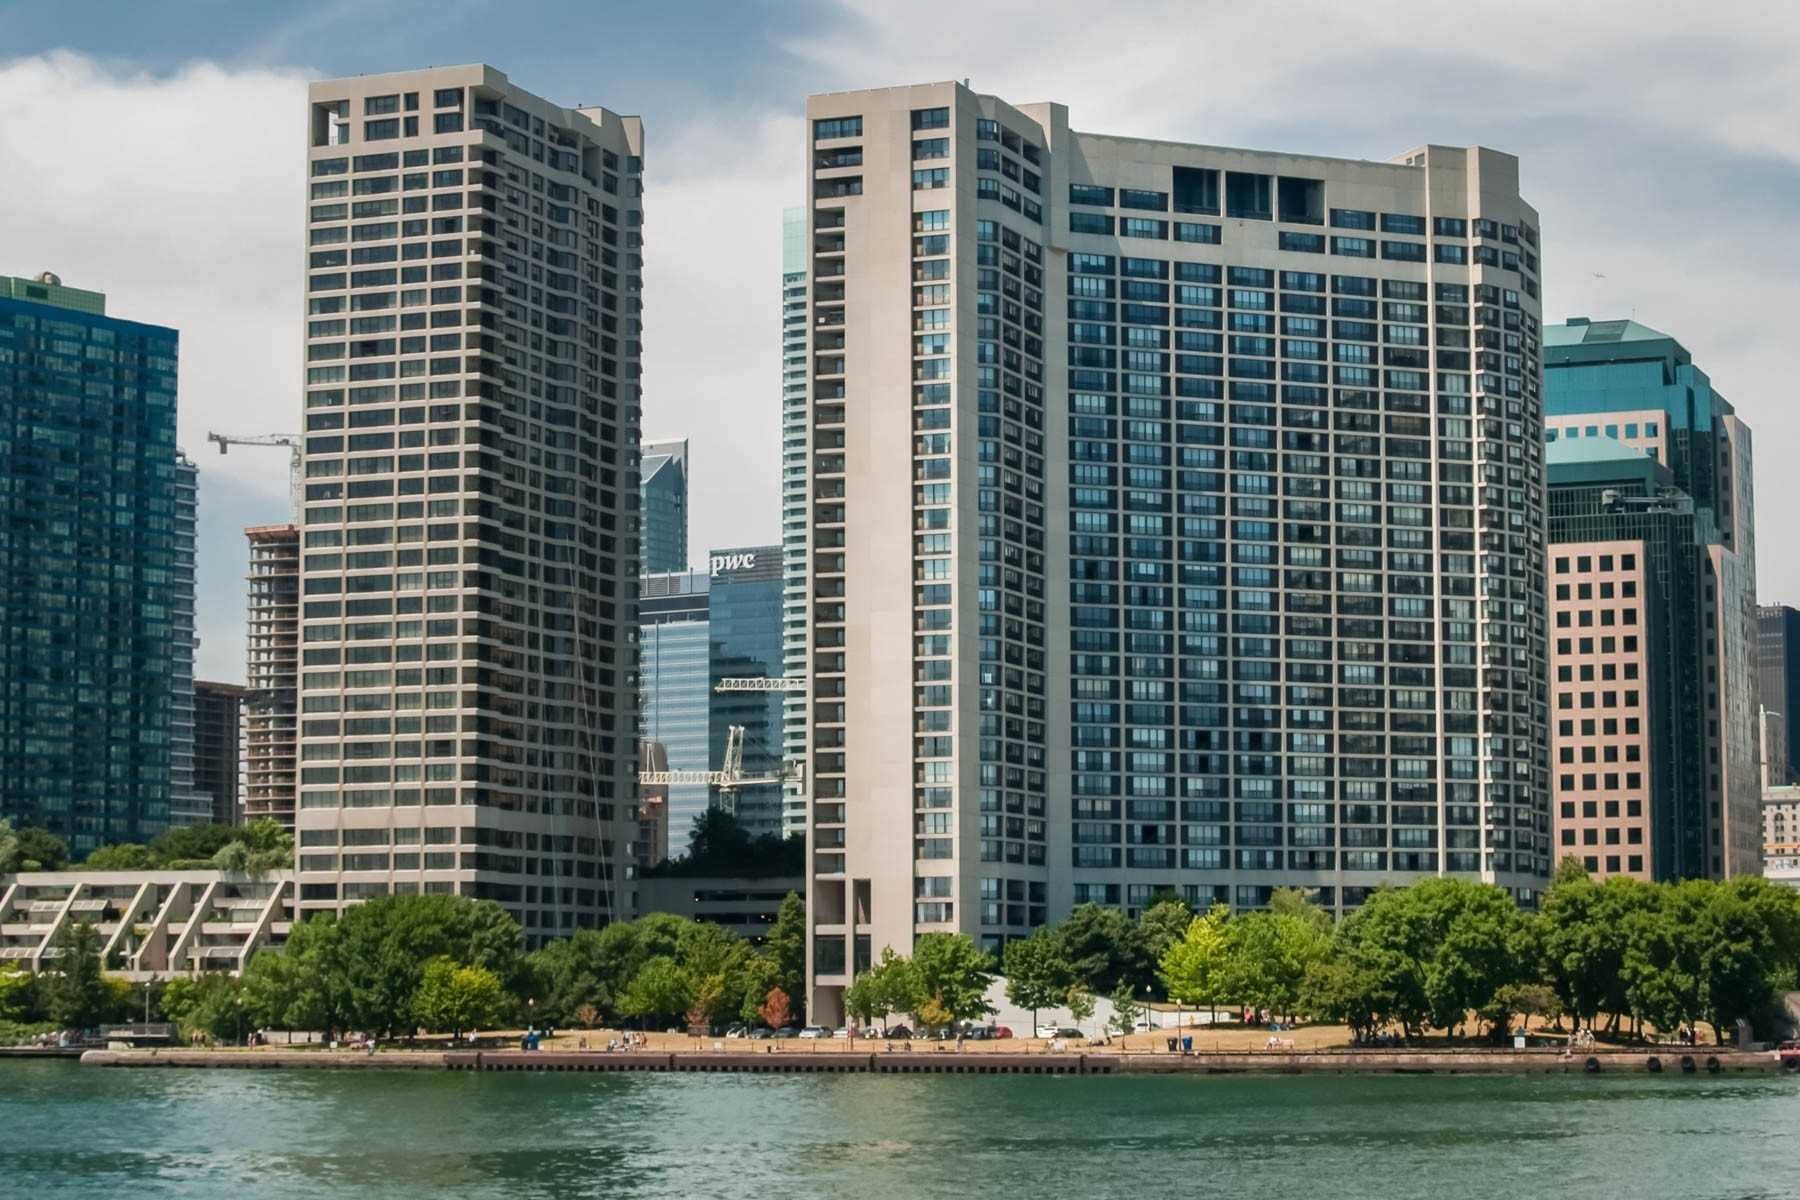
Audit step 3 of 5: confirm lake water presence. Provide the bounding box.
[1,1060,1794,1199]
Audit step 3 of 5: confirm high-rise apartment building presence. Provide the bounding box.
[1758,604,1800,785]
[800,84,1548,1020]
[296,66,643,941]
[639,436,688,572]
[194,681,247,825]
[244,524,300,827]
[168,452,208,826]
[0,272,185,854]
[781,206,811,837]
[1546,436,1704,879]
[1545,318,1759,878]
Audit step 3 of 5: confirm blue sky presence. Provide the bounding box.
[2,0,1797,681]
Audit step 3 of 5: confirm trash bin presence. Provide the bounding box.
[1182,1036,1193,1054]
[1166,1037,1179,1052]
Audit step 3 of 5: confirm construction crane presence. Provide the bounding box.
[207,431,302,517]
[714,676,808,693]
[638,725,799,790]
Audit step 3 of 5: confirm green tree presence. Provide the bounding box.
[1268,886,1332,931]
[764,892,806,1012]
[1483,982,1562,1036]
[1334,878,1526,1037]
[332,895,524,1036]
[1107,980,1141,1036]
[1063,985,1095,1032]
[9,825,69,872]
[239,913,348,1034]
[0,963,33,1022]
[1003,928,1073,1034]
[150,823,238,865]
[1694,876,1800,1042]
[414,957,506,1038]
[83,843,158,870]
[912,933,994,1025]
[527,922,647,1026]
[1537,868,1649,1031]
[618,956,690,1028]
[1057,904,1151,993]
[1300,957,1384,1042]
[860,946,923,1027]
[0,819,15,873]
[1219,908,1332,1020]
[1137,896,1195,970]
[162,973,247,1042]
[843,971,884,1031]
[1158,905,1230,1018]
[39,919,106,1027]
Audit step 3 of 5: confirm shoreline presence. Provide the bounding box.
[74,1047,1789,1077]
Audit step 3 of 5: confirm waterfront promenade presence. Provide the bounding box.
[80,1044,1785,1076]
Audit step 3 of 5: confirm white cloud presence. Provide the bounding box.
[0,51,309,680]
[785,0,1800,601]
[6,4,1800,693]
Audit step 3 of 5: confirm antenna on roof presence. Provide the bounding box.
[963,77,971,88]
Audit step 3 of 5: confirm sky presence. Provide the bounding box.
[2,0,1797,681]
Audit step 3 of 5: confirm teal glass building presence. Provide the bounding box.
[1545,318,1760,878]
[639,437,689,573]
[709,545,786,840]
[0,273,187,854]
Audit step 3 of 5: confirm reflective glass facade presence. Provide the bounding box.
[0,282,183,854]
[639,437,688,572]
[710,545,785,839]
[639,570,711,854]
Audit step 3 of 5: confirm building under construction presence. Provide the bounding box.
[244,524,299,829]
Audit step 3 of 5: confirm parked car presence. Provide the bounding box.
[748,1027,774,1040]
[1055,1027,1083,1039]
[723,1024,748,1039]
[1035,1025,1062,1040]
[773,1026,800,1039]
[832,1027,850,1039]
[992,1026,1014,1039]
[798,1026,828,1039]
[886,1025,913,1039]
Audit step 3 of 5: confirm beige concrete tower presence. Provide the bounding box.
[803,83,1548,1022]
[296,66,643,943]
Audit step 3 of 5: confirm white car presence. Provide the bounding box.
[798,1026,829,1039]
[1035,1024,1063,1040]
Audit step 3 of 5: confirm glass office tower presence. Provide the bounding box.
[640,569,711,856]
[0,272,184,854]
[639,437,688,573]
[710,544,786,839]
[1545,318,1759,878]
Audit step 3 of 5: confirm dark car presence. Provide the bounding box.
[748,1027,774,1040]
[966,1026,992,1041]
[772,1026,800,1039]
[885,1025,913,1039]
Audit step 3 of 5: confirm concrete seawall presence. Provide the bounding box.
[77,1048,1788,1077]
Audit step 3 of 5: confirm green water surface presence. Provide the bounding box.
[1,1060,1793,1198]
